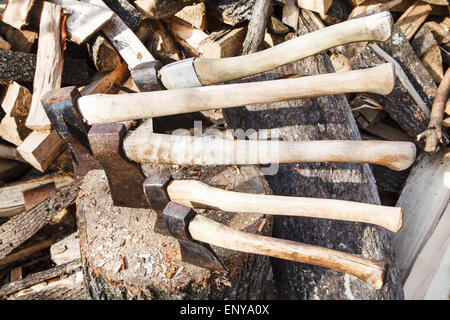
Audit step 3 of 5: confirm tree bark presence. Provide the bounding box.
[241,0,273,54]
[222,15,404,299]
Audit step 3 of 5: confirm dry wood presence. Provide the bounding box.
[1,0,35,30]
[142,19,183,63]
[3,28,37,53]
[0,159,30,182]
[22,182,56,211]
[199,27,247,58]
[349,0,403,19]
[16,131,66,172]
[0,179,82,259]
[190,214,386,289]
[175,2,206,30]
[50,232,81,266]
[25,2,64,131]
[205,0,254,26]
[421,0,449,4]
[0,238,56,269]
[403,202,449,300]
[421,45,444,83]
[9,267,22,282]
[0,34,10,50]
[79,60,129,96]
[193,12,393,85]
[134,0,197,19]
[0,259,82,298]
[79,63,395,124]
[417,68,450,152]
[86,35,121,72]
[82,0,155,69]
[0,143,25,162]
[241,0,273,54]
[0,171,74,217]
[0,82,32,146]
[392,149,450,282]
[100,0,142,30]
[394,0,432,40]
[48,0,115,44]
[167,179,403,232]
[297,0,332,14]
[165,16,208,57]
[282,0,299,30]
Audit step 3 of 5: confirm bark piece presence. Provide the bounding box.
[101,0,142,29]
[25,2,64,131]
[221,16,404,299]
[205,0,255,26]
[77,166,273,299]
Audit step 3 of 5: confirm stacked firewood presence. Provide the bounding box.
[0,0,448,300]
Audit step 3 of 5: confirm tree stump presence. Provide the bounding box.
[76,164,274,299]
[222,15,405,299]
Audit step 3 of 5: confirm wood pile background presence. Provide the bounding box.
[0,0,448,300]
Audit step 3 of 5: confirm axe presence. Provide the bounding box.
[160,201,387,290]
[43,63,395,126]
[133,12,394,89]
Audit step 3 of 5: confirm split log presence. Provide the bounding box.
[0,238,56,269]
[134,0,198,20]
[25,1,64,131]
[0,159,30,182]
[241,0,273,54]
[0,143,26,162]
[101,0,142,30]
[0,82,32,146]
[0,171,74,217]
[48,0,115,44]
[50,232,81,266]
[296,0,332,14]
[0,35,10,50]
[77,165,274,299]
[222,15,404,299]
[3,27,37,53]
[0,259,84,300]
[0,50,91,84]
[175,2,206,30]
[0,179,82,259]
[282,0,299,30]
[394,0,432,40]
[392,148,450,282]
[0,0,35,30]
[79,61,130,96]
[86,35,121,72]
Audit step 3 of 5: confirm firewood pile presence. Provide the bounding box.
[0,0,448,301]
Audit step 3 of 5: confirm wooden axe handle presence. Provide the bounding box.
[122,132,416,171]
[167,180,403,232]
[193,12,393,85]
[189,215,386,289]
[78,64,395,125]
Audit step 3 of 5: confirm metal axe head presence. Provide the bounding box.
[41,86,100,176]
[88,122,148,208]
[163,201,226,272]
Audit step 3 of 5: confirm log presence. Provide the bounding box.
[101,0,142,29]
[86,34,121,72]
[282,0,299,30]
[50,232,81,266]
[0,82,32,146]
[175,2,206,30]
[0,0,35,30]
[205,0,255,26]
[134,0,198,19]
[392,148,450,282]
[241,0,273,54]
[0,159,30,182]
[3,27,37,53]
[77,165,274,299]
[394,0,432,40]
[221,15,404,299]
[0,50,91,84]
[0,35,10,50]
[296,0,332,14]
[25,1,64,131]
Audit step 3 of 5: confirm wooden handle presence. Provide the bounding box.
[123,132,416,171]
[77,64,395,125]
[189,215,386,289]
[193,12,393,85]
[167,180,403,232]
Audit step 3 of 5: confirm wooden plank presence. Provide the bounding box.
[394,0,432,40]
[0,82,32,146]
[25,2,64,131]
[392,149,450,282]
[403,202,449,299]
[0,171,74,217]
[0,0,35,30]
[49,0,115,44]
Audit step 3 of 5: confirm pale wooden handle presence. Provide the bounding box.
[193,12,393,85]
[77,64,395,125]
[122,132,416,171]
[167,180,403,232]
[189,215,386,289]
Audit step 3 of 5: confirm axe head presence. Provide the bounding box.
[130,60,163,92]
[143,173,173,235]
[41,86,100,176]
[163,201,226,272]
[88,123,148,208]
